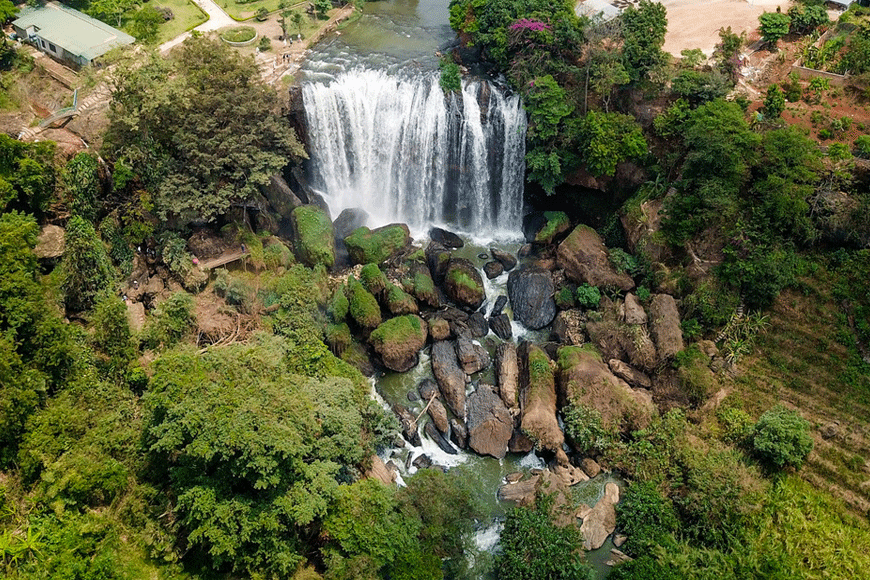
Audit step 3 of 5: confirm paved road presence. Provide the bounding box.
[159,0,237,53]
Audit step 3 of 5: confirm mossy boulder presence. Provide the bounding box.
[360,263,388,297]
[341,340,375,376]
[524,211,571,245]
[328,283,349,322]
[346,276,382,330]
[556,225,634,291]
[384,282,418,315]
[409,263,440,308]
[291,205,335,268]
[556,345,655,435]
[369,315,428,372]
[344,223,411,265]
[325,322,352,356]
[443,258,485,311]
[520,343,564,452]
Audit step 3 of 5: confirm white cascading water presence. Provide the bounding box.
[302,68,527,236]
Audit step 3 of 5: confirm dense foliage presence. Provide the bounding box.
[105,36,306,223]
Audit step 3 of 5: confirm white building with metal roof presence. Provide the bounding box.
[12,2,135,68]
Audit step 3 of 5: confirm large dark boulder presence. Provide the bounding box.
[556,225,634,291]
[443,258,486,311]
[431,340,467,418]
[468,311,489,338]
[492,295,508,317]
[333,208,370,241]
[466,385,513,459]
[507,266,556,330]
[425,421,457,455]
[429,226,464,249]
[490,248,518,271]
[489,314,512,340]
[369,315,428,372]
[425,242,452,285]
[484,261,504,279]
[344,223,411,265]
[260,173,303,217]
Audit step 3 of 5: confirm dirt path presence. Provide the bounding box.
[159,0,237,53]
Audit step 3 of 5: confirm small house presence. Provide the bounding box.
[12,2,135,68]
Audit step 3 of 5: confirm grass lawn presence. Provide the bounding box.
[221,0,309,22]
[154,0,209,43]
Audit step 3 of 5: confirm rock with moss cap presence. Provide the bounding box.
[359,263,388,297]
[443,258,486,311]
[524,211,571,245]
[556,225,634,291]
[409,263,440,308]
[290,205,335,268]
[344,223,411,265]
[384,282,418,315]
[345,276,382,330]
[327,283,349,322]
[369,315,428,372]
[519,344,564,452]
[556,345,655,435]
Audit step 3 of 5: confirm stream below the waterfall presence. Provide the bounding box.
[301,1,620,577]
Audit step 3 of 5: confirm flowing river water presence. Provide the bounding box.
[299,2,619,577]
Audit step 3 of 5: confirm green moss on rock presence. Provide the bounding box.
[346,276,382,329]
[344,224,411,265]
[325,322,352,356]
[535,211,571,244]
[328,283,349,322]
[369,314,428,372]
[360,263,388,297]
[291,205,335,268]
[385,282,418,315]
[443,258,485,310]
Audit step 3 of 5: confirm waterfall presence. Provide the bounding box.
[301,69,527,237]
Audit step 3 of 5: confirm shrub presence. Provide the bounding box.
[61,215,115,313]
[674,345,716,406]
[751,405,813,470]
[439,58,461,93]
[854,134,870,158]
[562,403,616,455]
[498,494,594,580]
[716,406,753,445]
[616,482,679,556]
[141,292,194,349]
[258,36,272,51]
[575,283,601,309]
[828,142,852,161]
[554,286,575,309]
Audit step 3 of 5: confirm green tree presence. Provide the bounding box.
[621,0,668,81]
[88,0,136,28]
[0,0,18,23]
[63,152,100,221]
[498,494,594,580]
[105,37,306,224]
[751,405,813,470]
[616,482,679,556]
[578,110,647,177]
[313,0,331,19]
[292,11,305,37]
[787,4,828,35]
[763,83,786,118]
[61,215,115,313]
[127,5,164,44]
[759,12,791,49]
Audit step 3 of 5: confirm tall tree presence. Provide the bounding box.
[621,0,668,81]
[105,37,306,224]
[759,12,791,49]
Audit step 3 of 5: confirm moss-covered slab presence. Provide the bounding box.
[520,344,564,452]
[369,315,428,372]
[535,211,571,244]
[345,276,382,330]
[384,282,419,315]
[291,205,335,268]
[344,223,411,265]
[443,258,485,310]
[360,263,388,297]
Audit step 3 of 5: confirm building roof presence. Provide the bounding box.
[575,0,622,22]
[13,2,135,62]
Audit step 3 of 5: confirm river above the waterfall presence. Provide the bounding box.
[300,0,453,76]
